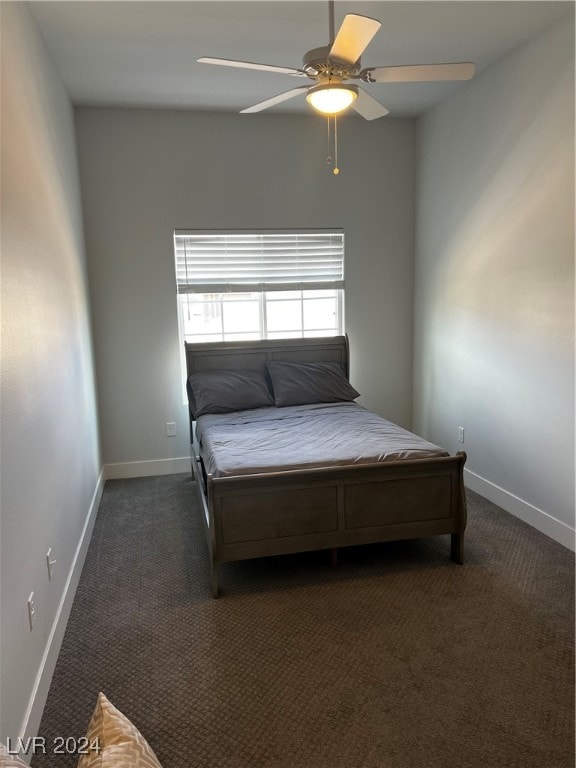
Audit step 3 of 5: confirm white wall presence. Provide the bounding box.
[413,16,575,546]
[0,3,102,747]
[75,108,416,473]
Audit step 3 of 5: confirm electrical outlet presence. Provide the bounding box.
[458,426,465,444]
[27,592,35,631]
[165,422,176,437]
[46,548,57,581]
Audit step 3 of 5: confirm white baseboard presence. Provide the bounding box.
[104,456,191,480]
[464,468,575,552]
[18,469,106,758]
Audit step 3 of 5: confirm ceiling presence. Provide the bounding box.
[29,1,573,118]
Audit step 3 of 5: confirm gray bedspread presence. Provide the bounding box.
[197,402,448,478]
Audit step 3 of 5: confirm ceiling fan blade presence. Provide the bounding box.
[329,14,381,65]
[198,57,306,77]
[351,88,389,121]
[363,62,476,83]
[240,86,309,114]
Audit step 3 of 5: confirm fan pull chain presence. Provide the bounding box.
[324,116,341,175]
[333,115,340,175]
[325,116,333,167]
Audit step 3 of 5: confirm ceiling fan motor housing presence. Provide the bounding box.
[302,46,361,80]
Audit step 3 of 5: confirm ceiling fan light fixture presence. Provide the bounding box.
[306,84,358,115]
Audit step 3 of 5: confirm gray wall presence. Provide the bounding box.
[0,3,101,744]
[75,108,417,469]
[413,17,575,537]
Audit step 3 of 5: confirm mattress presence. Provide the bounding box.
[196,402,448,478]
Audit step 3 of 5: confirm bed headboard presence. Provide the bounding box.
[185,335,349,380]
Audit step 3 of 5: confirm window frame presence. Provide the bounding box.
[174,228,345,397]
[177,288,344,344]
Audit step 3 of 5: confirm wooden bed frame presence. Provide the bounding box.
[185,336,467,598]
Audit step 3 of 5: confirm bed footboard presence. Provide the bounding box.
[192,449,467,597]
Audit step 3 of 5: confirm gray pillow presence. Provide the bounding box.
[267,361,360,407]
[188,368,274,417]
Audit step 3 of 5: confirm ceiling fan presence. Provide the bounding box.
[197,1,475,121]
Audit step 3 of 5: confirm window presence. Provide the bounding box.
[174,230,344,343]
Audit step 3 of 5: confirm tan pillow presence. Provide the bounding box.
[0,742,29,767]
[77,692,162,768]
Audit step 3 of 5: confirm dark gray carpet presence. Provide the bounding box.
[33,475,574,768]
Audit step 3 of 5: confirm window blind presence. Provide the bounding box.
[174,230,344,294]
